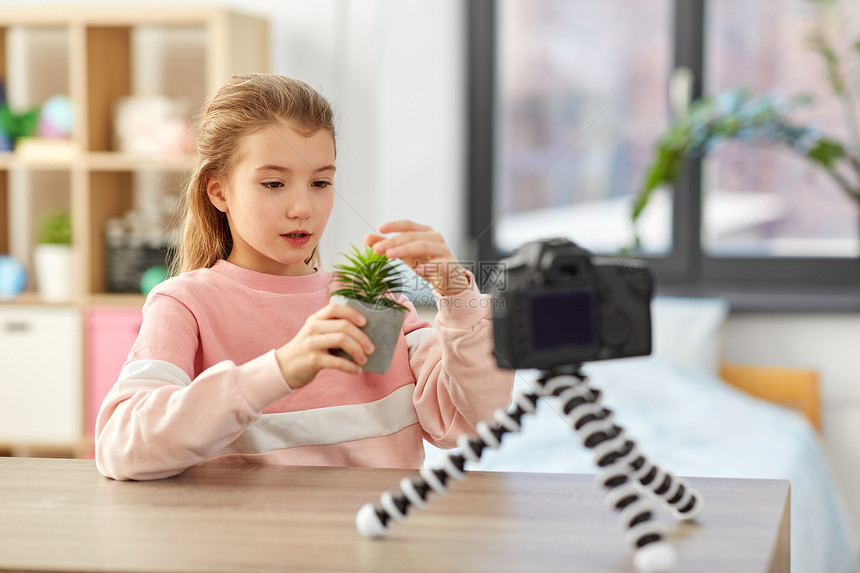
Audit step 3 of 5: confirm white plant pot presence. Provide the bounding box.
[34,244,75,302]
[330,294,406,374]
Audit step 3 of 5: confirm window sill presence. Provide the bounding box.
[656,283,860,313]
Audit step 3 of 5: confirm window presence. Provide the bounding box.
[467,0,860,310]
[492,0,673,255]
[704,0,859,258]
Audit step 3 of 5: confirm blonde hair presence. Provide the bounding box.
[170,73,336,275]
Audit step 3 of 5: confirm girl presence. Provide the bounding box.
[95,74,514,481]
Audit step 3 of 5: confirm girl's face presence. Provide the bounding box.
[207,120,336,276]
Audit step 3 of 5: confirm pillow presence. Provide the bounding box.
[650,296,730,376]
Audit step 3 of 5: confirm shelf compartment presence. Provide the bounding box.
[4,25,71,112]
[5,169,72,294]
[0,172,7,255]
[0,28,6,106]
[85,171,134,295]
[85,26,132,153]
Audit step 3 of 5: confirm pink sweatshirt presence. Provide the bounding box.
[95,260,514,481]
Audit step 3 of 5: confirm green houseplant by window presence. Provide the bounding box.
[630,0,860,249]
[330,245,407,374]
[34,209,75,301]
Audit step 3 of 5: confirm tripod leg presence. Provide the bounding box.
[356,368,699,573]
[533,373,677,573]
[597,461,678,573]
[356,391,539,538]
[592,433,703,521]
[538,370,703,521]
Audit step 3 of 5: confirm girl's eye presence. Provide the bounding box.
[312,180,332,189]
[262,181,283,190]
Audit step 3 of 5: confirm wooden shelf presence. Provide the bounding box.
[85,293,147,308]
[0,151,195,171]
[86,151,196,172]
[0,5,270,457]
[0,292,146,309]
[0,151,76,170]
[0,292,75,307]
[0,4,269,27]
[0,440,89,458]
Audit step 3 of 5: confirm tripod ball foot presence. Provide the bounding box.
[356,503,388,538]
[633,541,677,573]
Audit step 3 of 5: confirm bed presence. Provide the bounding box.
[421,296,860,573]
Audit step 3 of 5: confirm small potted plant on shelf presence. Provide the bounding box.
[0,101,39,151]
[34,209,75,301]
[330,245,408,374]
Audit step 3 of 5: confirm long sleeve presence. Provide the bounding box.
[406,274,515,448]
[95,294,292,481]
[95,261,514,478]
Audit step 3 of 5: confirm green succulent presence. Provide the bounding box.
[37,209,72,245]
[332,245,407,311]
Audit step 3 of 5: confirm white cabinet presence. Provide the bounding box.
[0,306,82,445]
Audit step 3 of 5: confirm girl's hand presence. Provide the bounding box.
[365,220,469,296]
[275,303,375,389]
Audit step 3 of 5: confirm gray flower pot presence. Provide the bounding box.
[330,294,407,374]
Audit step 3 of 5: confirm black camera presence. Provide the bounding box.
[490,238,653,370]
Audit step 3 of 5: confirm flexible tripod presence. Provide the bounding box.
[355,365,704,573]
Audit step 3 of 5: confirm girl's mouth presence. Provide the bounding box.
[282,232,311,246]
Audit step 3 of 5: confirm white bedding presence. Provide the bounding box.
[424,357,860,573]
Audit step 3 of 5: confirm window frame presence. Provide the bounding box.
[467,0,860,312]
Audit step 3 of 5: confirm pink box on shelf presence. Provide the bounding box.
[86,308,142,442]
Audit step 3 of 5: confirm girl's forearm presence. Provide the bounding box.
[95,351,290,481]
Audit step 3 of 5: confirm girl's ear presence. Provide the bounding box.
[206,177,228,213]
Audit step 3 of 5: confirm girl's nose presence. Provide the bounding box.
[286,189,312,219]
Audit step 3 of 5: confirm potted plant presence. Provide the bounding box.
[630,0,859,249]
[0,101,40,151]
[34,209,75,301]
[330,245,408,374]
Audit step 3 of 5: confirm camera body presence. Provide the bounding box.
[491,238,653,370]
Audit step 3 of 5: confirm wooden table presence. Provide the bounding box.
[0,458,789,573]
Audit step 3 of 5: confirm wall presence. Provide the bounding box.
[203,0,466,264]
[724,313,860,545]
[176,0,466,265]
[261,0,466,266]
